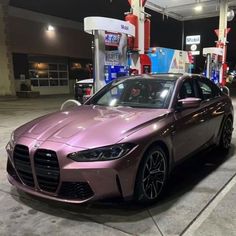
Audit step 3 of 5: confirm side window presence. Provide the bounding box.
[179,80,196,99]
[197,80,215,100]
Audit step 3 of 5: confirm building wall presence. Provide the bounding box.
[0,1,15,96]
[7,8,93,95]
[8,16,92,58]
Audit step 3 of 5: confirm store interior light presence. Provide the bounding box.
[194,5,203,12]
[47,25,55,32]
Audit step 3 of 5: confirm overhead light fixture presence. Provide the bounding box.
[227,9,235,21]
[194,5,203,12]
[47,25,55,32]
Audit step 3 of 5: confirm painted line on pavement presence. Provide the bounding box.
[181,172,236,236]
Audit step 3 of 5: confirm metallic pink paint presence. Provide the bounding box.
[6,74,234,203]
[6,105,171,202]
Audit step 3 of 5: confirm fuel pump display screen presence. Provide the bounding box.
[105,32,121,47]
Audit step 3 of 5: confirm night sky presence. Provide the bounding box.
[10,0,236,68]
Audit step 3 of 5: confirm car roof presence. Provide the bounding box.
[122,73,186,82]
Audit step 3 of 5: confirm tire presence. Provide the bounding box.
[220,117,233,150]
[134,146,168,204]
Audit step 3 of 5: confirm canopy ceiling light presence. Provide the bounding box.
[194,0,203,12]
[227,9,235,21]
[194,5,203,12]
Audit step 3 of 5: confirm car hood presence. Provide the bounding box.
[15,105,171,148]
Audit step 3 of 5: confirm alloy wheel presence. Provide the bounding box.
[142,150,166,200]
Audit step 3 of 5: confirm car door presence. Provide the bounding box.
[195,77,225,142]
[172,77,210,162]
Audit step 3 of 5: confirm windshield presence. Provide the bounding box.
[88,78,175,109]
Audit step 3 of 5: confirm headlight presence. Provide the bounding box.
[67,143,136,162]
[6,132,15,150]
[10,132,15,146]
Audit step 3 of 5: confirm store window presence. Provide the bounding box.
[29,62,68,87]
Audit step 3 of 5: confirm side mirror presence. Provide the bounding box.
[220,86,230,96]
[177,97,201,110]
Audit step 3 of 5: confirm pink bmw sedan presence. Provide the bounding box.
[6,74,234,204]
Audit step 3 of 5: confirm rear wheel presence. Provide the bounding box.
[135,146,168,204]
[220,117,233,150]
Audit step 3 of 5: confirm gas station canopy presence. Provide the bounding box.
[146,0,236,20]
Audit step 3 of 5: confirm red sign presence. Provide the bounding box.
[214,28,231,37]
[225,28,231,35]
[214,29,219,37]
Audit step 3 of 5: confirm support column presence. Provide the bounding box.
[218,0,228,44]
[129,0,145,73]
[94,30,105,92]
[132,0,145,55]
[0,0,15,96]
[181,21,185,51]
[218,0,228,84]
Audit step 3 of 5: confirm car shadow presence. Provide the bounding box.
[10,144,235,224]
[162,144,235,202]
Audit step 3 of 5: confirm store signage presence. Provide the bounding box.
[190,50,200,56]
[191,45,197,51]
[186,35,201,55]
[121,24,129,31]
[84,17,135,37]
[186,35,201,45]
[186,44,201,55]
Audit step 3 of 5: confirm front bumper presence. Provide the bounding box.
[6,137,142,203]
[7,174,93,204]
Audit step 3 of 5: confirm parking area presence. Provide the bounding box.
[0,95,236,236]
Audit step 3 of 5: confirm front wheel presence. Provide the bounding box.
[134,146,168,204]
[220,117,233,150]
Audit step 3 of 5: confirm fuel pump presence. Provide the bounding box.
[203,47,223,84]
